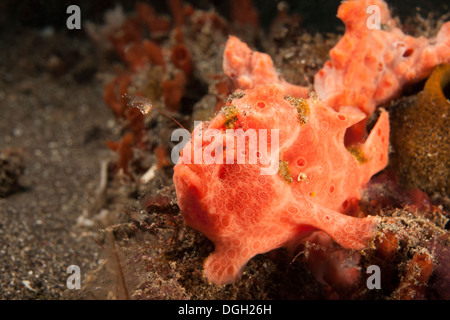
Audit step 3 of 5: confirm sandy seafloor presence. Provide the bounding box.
[0,0,449,300]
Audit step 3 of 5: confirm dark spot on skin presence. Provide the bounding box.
[284,95,310,125]
[222,105,239,129]
[227,91,245,103]
[347,145,368,164]
[278,159,292,184]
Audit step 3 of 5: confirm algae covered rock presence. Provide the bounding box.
[389,64,450,206]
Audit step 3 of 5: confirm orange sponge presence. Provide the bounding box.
[315,0,450,115]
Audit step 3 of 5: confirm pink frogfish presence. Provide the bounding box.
[173,0,449,285]
[174,82,389,285]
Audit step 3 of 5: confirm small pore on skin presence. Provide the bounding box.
[278,160,293,184]
[222,105,239,129]
[284,95,310,125]
[347,145,368,164]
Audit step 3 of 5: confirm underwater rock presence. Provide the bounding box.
[389,64,450,206]
[0,148,24,197]
[428,233,450,299]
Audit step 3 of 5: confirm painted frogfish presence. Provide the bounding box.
[173,80,389,285]
[173,0,449,285]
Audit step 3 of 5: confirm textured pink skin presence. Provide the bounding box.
[173,83,388,285]
[223,35,310,98]
[314,0,450,115]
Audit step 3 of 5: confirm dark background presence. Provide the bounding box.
[1,0,449,35]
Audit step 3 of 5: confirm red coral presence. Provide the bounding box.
[190,10,228,35]
[136,2,170,34]
[231,0,259,29]
[162,72,186,112]
[170,43,193,76]
[375,229,399,261]
[168,0,185,28]
[104,73,131,118]
[123,42,150,72]
[106,133,134,176]
[125,106,146,147]
[394,251,434,300]
[155,146,170,169]
[108,17,142,62]
[143,40,166,69]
